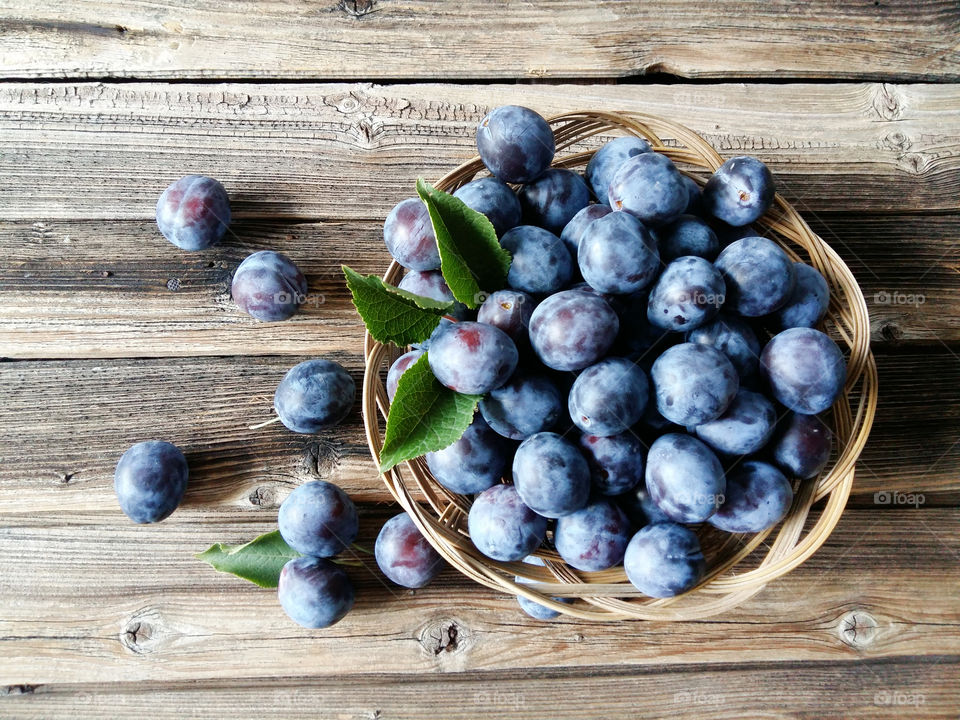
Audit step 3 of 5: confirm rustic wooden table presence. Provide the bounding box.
[1,2,958,718]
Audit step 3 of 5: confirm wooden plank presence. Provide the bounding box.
[0,1,957,81]
[0,508,957,685]
[0,83,958,223]
[0,351,957,519]
[3,659,958,720]
[0,211,957,357]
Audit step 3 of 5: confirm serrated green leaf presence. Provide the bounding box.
[196,530,300,588]
[343,265,453,347]
[379,353,480,472]
[416,178,511,309]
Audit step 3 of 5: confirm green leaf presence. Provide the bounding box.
[379,352,480,472]
[196,530,300,588]
[416,178,511,309]
[343,265,453,347]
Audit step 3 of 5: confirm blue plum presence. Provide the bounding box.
[568,358,649,436]
[480,372,562,440]
[771,412,833,479]
[477,290,534,347]
[709,460,793,533]
[651,343,739,426]
[476,105,555,183]
[528,289,619,371]
[645,433,726,523]
[453,177,522,237]
[647,256,726,331]
[616,484,671,528]
[515,555,572,620]
[608,152,687,225]
[386,349,424,402]
[702,156,775,227]
[278,480,358,558]
[579,431,645,496]
[714,236,796,317]
[578,212,660,295]
[274,359,355,433]
[658,214,720,262]
[512,432,591,518]
[428,321,518,394]
[501,225,573,295]
[555,498,632,572]
[760,328,846,414]
[114,440,188,524]
[426,413,512,495]
[775,262,830,329]
[383,198,440,271]
[560,204,612,259]
[586,135,651,200]
[397,270,465,318]
[278,557,354,629]
[680,175,703,215]
[519,168,591,234]
[686,313,761,378]
[232,250,308,322]
[691,388,777,456]
[623,523,705,598]
[468,484,547,561]
[375,512,444,588]
[156,175,230,251]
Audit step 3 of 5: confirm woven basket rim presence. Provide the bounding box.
[361,110,879,621]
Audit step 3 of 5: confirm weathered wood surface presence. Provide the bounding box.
[1,1,958,81]
[0,352,957,515]
[0,508,957,686]
[1,83,958,220]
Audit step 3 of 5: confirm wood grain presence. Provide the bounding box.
[0,83,958,223]
[0,508,957,685]
[1,1,957,82]
[0,351,957,520]
[3,660,958,720]
[0,211,957,357]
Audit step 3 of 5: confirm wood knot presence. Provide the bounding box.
[1,684,40,695]
[339,0,375,18]
[419,617,470,662]
[305,439,341,477]
[838,610,878,649]
[121,609,166,655]
[879,322,903,342]
[248,485,278,508]
[871,84,903,121]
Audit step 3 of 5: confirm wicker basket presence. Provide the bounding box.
[362,110,878,621]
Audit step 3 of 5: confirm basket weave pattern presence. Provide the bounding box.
[362,111,879,621]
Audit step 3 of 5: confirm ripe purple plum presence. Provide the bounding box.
[691,388,777,456]
[760,327,846,414]
[383,198,440,271]
[528,289,619,371]
[608,152,688,225]
[501,225,573,295]
[386,349,424,402]
[646,256,726,332]
[428,321,519,394]
[555,498,632,572]
[775,262,830,329]
[709,460,793,533]
[579,431,645,496]
[480,372,563,440]
[232,250,308,322]
[624,523,705,598]
[560,204,613,259]
[453,177,522,237]
[586,135,651,199]
[658,214,720,262]
[278,480,359,558]
[651,343,739,426]
[770,411,833,479]
[156,175,231,251]
[512,432,591,518]
[477,290,534,346]
[567,358,649,436]
[714,237,796,317]
[686,313,761,379]
[578,212,660,295]
[476,105,555,183]
[375,512,444,588]
[702,156,775,227]
[274,359,355,434]
[426,413,512,495]
[114,440,188,524]
[645,433,726,523]
[468,484,547,561]
[519,168,591,234]
[278,557,354,629]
